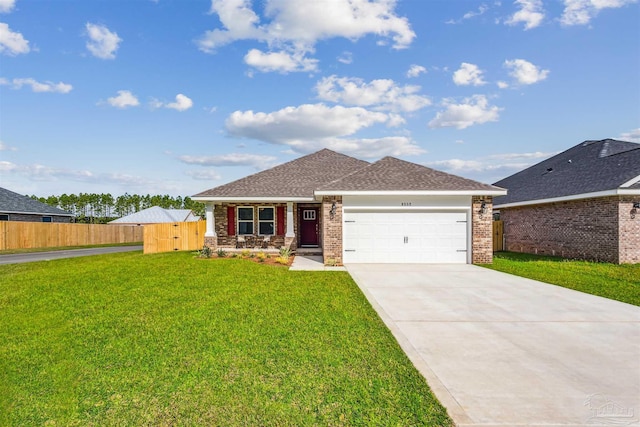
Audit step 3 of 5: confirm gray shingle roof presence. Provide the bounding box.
[193,149,370,198]
[493,139,640,206]
[109,206,200,224]
[0,187,73,216]
[318,156,505,192]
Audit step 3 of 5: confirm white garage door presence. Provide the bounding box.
[343,211,468,263]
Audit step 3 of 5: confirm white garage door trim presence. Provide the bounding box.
[342,209,471,264]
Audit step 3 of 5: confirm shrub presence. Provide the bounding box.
[279,247,291,258]
[257,252,267,262]
[198,245,212,259]
[275,256,290,265]
[240,249,251,258]
[216,249,227,258]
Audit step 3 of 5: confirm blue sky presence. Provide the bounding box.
[1,0,638,197]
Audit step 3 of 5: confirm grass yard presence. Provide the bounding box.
[0,252,452,426]
[484,252,640,306]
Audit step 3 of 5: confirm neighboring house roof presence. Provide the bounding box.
[494,139,640,207]
[316,156,505,194]
[0,187,73,217]
[193,149,370,200]
[109,206,200,224]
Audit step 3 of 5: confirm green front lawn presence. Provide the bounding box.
[484,252,640,306]
[0,252,452,426]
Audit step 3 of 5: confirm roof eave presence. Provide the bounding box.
[314,189,507,197]
[0,209,74,217]
[495,188,640,209]
[191,196,317,203]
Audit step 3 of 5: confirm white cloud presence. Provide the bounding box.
[0,0,15,13]
[0,22,30,55]
[452,63,486,86]
[225,103,423,157]
[106,90,139,108]
[407,64,427,78]
[561,0,637,26]
[315,75,431,112]
[197,0,415,72]
[244,48,318,73]
[428,95,501,129]
[337,51,353,64]
[0,140,17,151]
[505,0,545,30]
[2,77,73,93]
[178,153,277,169]
[504,58,549,85]
[446,4,489,24]
[427,150,556,182]
[166,94,193,111]
[619,128,640,142]
[497,80,509,89]
[85,23,121,59]
[185,169,222,181]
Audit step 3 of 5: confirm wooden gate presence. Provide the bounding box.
[143,221,206,254]
[493,220,504,252]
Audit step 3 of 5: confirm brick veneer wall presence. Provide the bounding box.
[472,196,493,264]
[618,196,640,264]
[210,203,295,249]
[322,196,342,265]
[500,196,637,263]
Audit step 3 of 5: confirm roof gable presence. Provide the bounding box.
[0,187,73,216]
[317,156,504,192]
[494,139,640,206]
[193,149,370,199]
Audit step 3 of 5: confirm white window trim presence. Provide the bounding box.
[257,206,275,236]
[302,209,316,220]
[237,206,254,235]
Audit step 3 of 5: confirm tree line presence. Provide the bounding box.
[30,193,205,224]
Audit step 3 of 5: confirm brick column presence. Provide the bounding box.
[472,196,493,264]
[322,196,342,266]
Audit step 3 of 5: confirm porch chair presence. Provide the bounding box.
[262,235,271,249]
[236,235,246,249]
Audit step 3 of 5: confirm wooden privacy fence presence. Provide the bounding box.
[493,220,504,252]
[0,221,143,251]
[143,221,206,254]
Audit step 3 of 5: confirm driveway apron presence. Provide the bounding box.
[346,264,640,427]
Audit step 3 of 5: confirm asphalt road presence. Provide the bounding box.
[0,245,144,265]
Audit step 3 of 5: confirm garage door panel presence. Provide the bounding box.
[343,211,468,264]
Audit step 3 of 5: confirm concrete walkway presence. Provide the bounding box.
[289,255,346,271]
[346,263,640,427]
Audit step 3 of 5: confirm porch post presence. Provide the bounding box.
[205,202,216,237]
[286,202,295,237]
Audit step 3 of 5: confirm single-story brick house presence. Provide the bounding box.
[193,149,506,265]
[0,187,73,223]
[493,139,640,264]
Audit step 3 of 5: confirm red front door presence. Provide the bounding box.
[300,208,319,246]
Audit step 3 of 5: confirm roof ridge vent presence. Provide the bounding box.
[598,141,611,158]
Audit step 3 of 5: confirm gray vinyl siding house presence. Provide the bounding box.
[0,187,73,223]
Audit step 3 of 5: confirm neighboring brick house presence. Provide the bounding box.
[193,149,505,265]
[0,187,73,223]
[494,139,640,264]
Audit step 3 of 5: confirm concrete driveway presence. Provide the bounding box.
[346,264,640,427]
